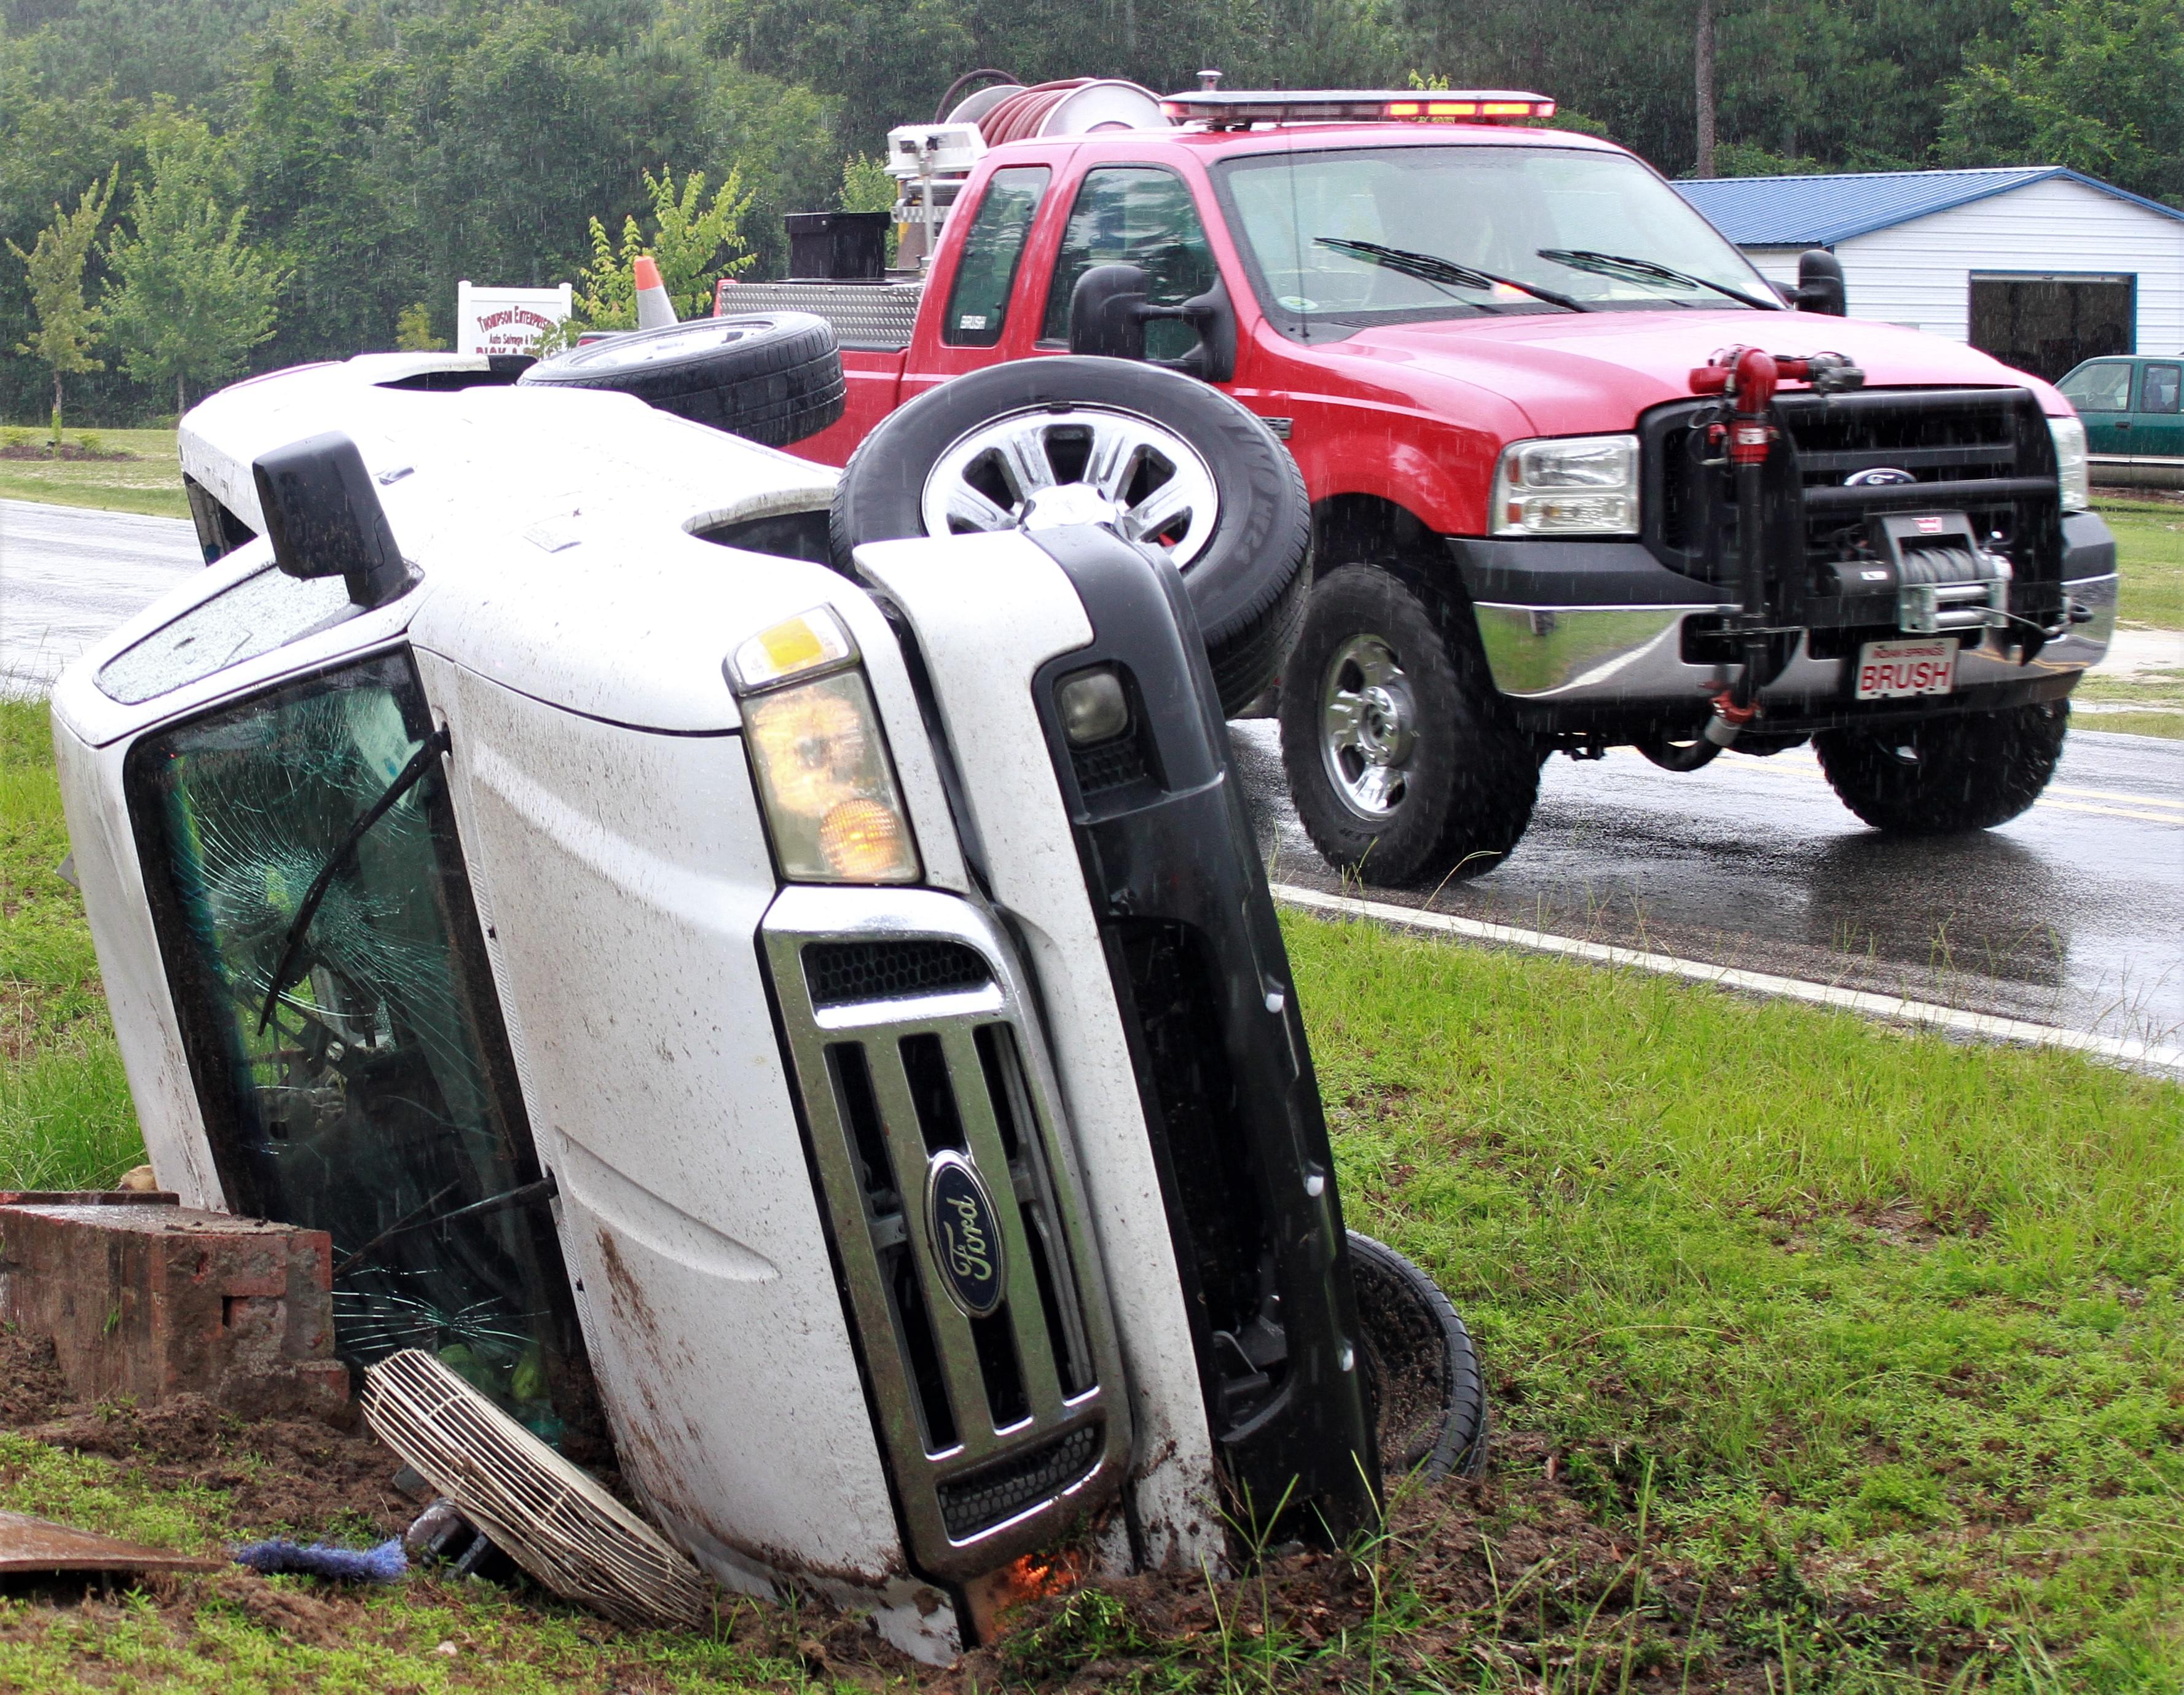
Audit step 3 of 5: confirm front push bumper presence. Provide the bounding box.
[1449,515,2118,736]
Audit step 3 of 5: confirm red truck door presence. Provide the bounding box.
[902,156,1234,401]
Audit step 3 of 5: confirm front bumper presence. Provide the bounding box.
[1451,515,2117,733]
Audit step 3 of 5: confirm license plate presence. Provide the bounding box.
[1854,636,1957,700]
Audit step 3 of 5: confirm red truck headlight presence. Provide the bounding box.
[1491,434,1640,537]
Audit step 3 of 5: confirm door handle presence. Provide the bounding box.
[2115,420,2132,429]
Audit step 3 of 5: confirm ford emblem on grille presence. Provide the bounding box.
[925,1151,1006,1317]
[1845,466,1917,486]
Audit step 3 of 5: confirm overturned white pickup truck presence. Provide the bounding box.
[50,331,1482,1656]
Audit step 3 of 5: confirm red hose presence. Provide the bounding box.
[980,79,1092,144]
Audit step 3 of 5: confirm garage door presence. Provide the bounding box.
[1970,273,2135,382]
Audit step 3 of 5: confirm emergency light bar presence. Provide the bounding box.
[1160,88,1557,128]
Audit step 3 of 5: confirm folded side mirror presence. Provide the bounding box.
[253,433,412,609]
[1069,263,1152,362]
[1794,249,1846,316]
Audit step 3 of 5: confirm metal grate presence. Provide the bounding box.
[710,282,924,350]
[761,890,1128,1577]
[1070,734,1150,796]
[937,1423,1104,1539]
[803,939,991,1007]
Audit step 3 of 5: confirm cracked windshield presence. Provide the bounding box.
[1218,145,1778,327]
[128,656,589,1446]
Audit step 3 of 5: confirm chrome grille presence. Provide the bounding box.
[762,887,1128,1576]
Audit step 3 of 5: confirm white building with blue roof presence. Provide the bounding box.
[1675,167,2184,383]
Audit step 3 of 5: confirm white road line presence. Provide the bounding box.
[1270,882,2184,1077]
[1605,748,2183,826]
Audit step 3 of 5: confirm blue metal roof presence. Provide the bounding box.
[1674,167,2184,248]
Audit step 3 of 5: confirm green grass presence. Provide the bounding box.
[1297,915,2184,1690]
[2096,499,2184,632]
[2072,665,2183,740]
[0,698,147,1191]
[0,428,187,520]
[5,696,2184,1687]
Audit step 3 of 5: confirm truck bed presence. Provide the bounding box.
[712,281,925,351]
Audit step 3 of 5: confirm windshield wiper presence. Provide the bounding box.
[1537,248,1777,311]
[1314,237,1589,313]
[256,726,452,1035]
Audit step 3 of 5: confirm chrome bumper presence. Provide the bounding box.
[760,884,1129,1579]
[1472,573,2117,707]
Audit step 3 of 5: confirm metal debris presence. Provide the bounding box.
[360,1349,707,1630]
[0,1511,221,1578]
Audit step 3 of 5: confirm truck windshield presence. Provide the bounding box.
[1214,145,1780,332]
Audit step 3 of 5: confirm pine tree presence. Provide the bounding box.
[9,173,117,444]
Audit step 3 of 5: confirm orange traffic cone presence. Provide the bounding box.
[634,256,677,330]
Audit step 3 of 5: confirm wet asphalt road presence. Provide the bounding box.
[6,495,2180,1051]
[1,498,202,694]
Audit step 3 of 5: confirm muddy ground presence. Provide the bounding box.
[0,1329,1971,1691]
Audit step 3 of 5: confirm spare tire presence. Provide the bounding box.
[830,356,1309,716]
[517,314,845,447]
[1348,1231,1488,1481]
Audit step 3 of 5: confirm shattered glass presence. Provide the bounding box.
[127,653,595,1447]
[98,565,366,705]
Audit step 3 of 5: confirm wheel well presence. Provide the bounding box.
[1311,495,1467,624]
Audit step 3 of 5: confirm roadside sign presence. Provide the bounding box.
[455,280,573,356]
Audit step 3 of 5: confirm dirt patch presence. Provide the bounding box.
[0,1330,74,1426]
[0,442,137,461]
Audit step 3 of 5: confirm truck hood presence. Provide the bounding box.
[1319,310,2070,437]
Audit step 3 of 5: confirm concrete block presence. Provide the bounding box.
[0,1196,348,1420]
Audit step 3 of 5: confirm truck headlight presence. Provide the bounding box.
[728,610,921,884]
[2048,415,2090,514]
[1491,434,1640,536]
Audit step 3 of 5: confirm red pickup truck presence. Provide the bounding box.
[682,87,2119,886]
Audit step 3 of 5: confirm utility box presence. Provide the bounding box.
[0,1196,348,1420]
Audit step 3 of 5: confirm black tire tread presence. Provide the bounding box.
[1347,1231,1488,1482]
[1814,699,2068,832]
[520,315,846,447]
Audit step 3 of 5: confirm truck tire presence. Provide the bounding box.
[1348,1232,1487,1481]
[830,357,1308,716]
[1815,699,2068,833]
[517,315,846,448]
[1281,564,1538,885]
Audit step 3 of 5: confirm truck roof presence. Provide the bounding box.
[983,120,1631,167]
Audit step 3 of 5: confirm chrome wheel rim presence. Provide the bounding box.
[919,405,1220,566]
[1320,635,1418,819]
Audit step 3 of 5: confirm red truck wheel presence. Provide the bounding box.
[1280,564,1538,885]
[1815,700,2068,833]
[830,358,1308,716]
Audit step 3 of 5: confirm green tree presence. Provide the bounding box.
[395,302,446,350]
[8,171,115,442]
[1940,0,2184,205]
[568,165,756,331]
[104,122,285,413]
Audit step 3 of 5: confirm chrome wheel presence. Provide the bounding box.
[1320,635,1418,818]
[919,404,1220,566]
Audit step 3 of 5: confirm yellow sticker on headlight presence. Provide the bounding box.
[728,608,856,693]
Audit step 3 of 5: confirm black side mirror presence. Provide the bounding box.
[1069,263,1152,362]
[1794,249,1846,316]
[253,432,412,609]
[1068,262,1239,384]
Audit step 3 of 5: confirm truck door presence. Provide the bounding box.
[2059,359,2136,475]
[2135,360,2183,474]
[1034,166,1224,369]
[900,163,1053,399]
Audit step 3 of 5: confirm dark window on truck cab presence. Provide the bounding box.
[943,166,1051,348]
[1040,166,1219,359]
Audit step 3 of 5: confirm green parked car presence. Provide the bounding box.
[2057,355,2184,489]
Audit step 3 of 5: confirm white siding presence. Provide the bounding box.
[1729,180,2184,354]
[1832,178,2184,353]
